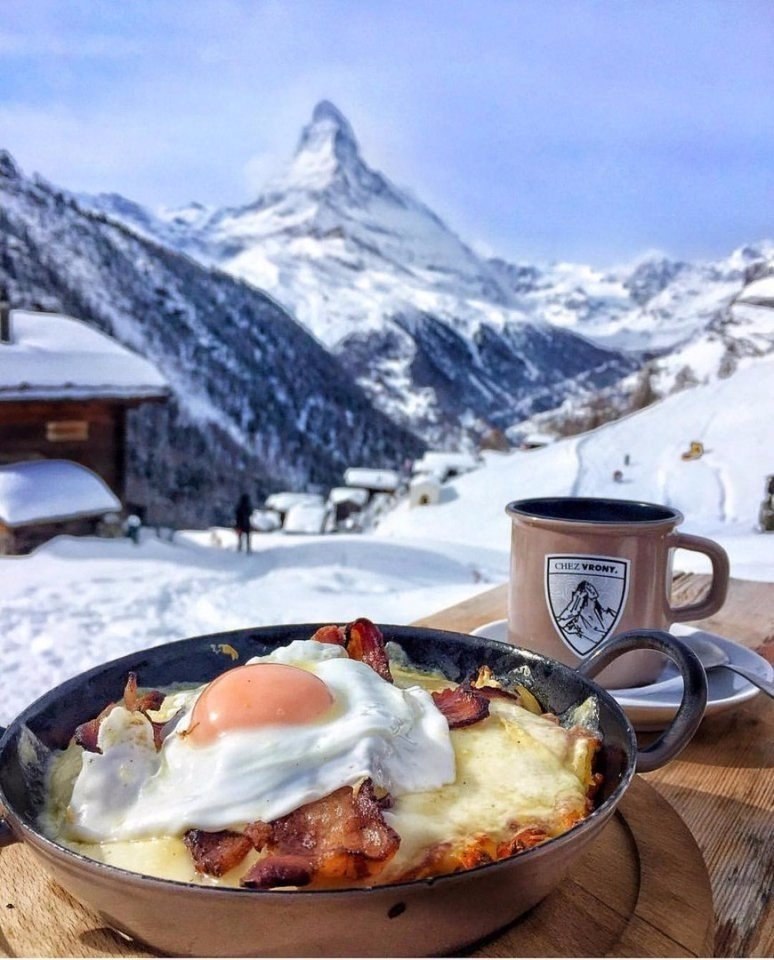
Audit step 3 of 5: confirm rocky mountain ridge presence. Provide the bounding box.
[0,149,423,527]
[81,101,773,446]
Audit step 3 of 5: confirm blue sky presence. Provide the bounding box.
[1,0,771,264]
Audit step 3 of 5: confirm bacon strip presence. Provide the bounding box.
[241,854,313,889]
[432,684,490,729]
[183,829,254,876]
[309,624,346,646]
[344,618,393,683]
[240,779,400,889]
[73,673,166,753]
[122,672,164,713]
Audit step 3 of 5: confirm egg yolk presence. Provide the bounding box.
[186,663,334,745]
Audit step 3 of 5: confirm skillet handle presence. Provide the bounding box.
[576,629,708,773]
[0,724,19,848]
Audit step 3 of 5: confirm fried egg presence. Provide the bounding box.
[61,640,455,843]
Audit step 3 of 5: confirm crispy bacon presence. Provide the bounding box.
[495,826,549,858]
[240,779,400,889]
[309,624,346,646]
[73,714,106,753]
[241,854,314,889]
[122,672,164,714]
[73,673,166,753]
[432,684,490,729]
[344,618,393,683]
[183,829,254,876]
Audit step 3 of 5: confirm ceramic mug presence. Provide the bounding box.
[505,497,730,688]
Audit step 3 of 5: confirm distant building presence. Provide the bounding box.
[0,460,121,555]
[0,307,168,503]
[328,486,369,526]
[519,432,555,451]
[283,501,331,535]
[264,492,324,522]
[343,468,401,494]
[408,475,441,508]
[0,304,169,550]
[412,451,480,483]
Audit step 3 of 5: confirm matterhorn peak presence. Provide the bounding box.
[294,99,360,169]
[278,99,396,204]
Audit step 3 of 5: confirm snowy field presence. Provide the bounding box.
[1,355,772,724]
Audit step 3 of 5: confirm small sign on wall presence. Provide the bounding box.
[46,420,89,442]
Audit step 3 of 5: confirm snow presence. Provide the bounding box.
[0,460,120,526]
[1,309,772,726]
[412,452,480,477]
[344,468,401,492]
[0,310,168,400]
[264,492,323,513]
[283,502,329,535]
[328,487,369,507]
[736,274,774,306]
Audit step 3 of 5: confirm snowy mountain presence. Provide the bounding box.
[378,352,774,555]
[0,150,423,527]
[81,101,636,445]
[81,102,774,446]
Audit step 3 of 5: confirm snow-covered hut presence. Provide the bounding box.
[328,486,370,526]
[249,508,282,533]
[411,452,480,483]
[282,501,331,535]
[519,432,555,451]
[343,468,400,494]
[408,474,441,508]
[0,307,168,508]
[0,459,121,554]
[264,492,324,522]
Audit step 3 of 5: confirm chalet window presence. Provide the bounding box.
[46,420,90,442]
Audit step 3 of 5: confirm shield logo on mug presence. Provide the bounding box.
[545,555,630,656]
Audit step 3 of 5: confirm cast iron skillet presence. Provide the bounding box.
[0,625,706,957]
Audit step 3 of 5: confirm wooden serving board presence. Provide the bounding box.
[0,777,713,958]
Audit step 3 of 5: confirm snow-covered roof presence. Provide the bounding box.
[522,432,555,446]
[413,451,480,475]
[0,460,121,527]
[343,468,400,492]
[265,491,324,513]
[0,310,168,401]
[328,486,369,507]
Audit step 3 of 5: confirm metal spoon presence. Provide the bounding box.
[614,632,774,698]
[686,633,774,698]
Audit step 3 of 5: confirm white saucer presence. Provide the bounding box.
[470,619,770,731]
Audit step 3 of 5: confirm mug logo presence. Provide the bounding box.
[545,555,630,656]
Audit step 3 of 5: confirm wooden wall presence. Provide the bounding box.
[0,399,126,499]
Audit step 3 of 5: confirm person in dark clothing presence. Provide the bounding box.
[235,493,253,554]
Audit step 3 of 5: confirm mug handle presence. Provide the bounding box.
[0,725,19,848]
[577,629,708,773]
[667,532,730,622]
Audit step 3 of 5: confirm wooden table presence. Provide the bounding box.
[415,573,774,958]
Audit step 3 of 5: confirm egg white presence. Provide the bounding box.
[61,640,455,842]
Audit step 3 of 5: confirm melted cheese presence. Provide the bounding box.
[42,662,599,888]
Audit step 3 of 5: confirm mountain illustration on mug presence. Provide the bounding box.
[545,556,630,656]
[556,581,617,644]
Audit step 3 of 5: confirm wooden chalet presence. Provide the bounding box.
[0,300,168,552]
